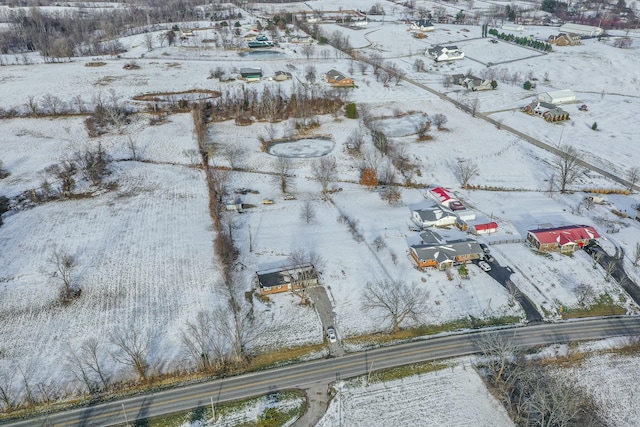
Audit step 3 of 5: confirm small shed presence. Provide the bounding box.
[472,221,498,235]
[240,67,263,82]
[225,198,243,212]
[559,23,603,37]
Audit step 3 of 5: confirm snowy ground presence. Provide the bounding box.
[1,0,640,414]
[316,362,513,427]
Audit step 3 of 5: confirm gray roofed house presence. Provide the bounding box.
[410,239,484,269]
[412,206,458,228]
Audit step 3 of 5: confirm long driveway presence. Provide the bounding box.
[3,317,640,427]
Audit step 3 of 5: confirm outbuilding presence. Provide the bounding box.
[538,89,576,105]
[559,23,603,37]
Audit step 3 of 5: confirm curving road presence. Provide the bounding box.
[3,317,640,427]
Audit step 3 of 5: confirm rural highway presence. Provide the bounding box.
[3,317,640,427]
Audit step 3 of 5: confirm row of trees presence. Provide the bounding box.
[488,29,553,52]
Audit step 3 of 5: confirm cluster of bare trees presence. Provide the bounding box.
[454,158,480,188]
[207,84,345,124]
[0,0,238,59]
[17,143,112,207]
[367,53,406,86]
[362,279,430,334]
[478,333,604,426]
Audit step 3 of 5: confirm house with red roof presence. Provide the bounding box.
[526,225,600,253]
[472,221,498,235]
[429,187,457,208]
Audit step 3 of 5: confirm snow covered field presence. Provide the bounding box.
[1,0,640,418]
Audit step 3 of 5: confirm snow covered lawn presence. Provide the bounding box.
[316,362,514,427]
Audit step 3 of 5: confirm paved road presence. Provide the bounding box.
[4,317,640,427]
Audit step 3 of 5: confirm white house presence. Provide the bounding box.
[426,45,464,62]
[411,19,435,32]
[538,89,576,105]
[559,23,603,37]
[412,206,458,228]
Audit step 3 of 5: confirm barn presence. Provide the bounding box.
[538,89,576,105]
[559,23,603,37]
[472,222,498,235]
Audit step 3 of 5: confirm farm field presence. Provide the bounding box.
[1,0,640,423]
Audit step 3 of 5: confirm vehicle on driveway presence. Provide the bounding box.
[479,243,491,254]
[484,255,495,263]
[478,261,492,272]
[327,326,337,343]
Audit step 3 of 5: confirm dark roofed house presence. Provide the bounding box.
[325,69,354,87]
[240,67,263,82]
[256,263,318,295]
[411,19,435,32]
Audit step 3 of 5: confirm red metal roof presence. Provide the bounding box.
[430,187,454,203]
[528,225,600,245]
[474,222,498,231]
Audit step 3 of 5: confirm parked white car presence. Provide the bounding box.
[478,261,492,272]
[327,326,337,343]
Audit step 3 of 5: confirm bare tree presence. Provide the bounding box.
[301,43,314,59]
[357,61,368,75]
[362,280,430,333]
[373,236,386,252]
[575,283,596,306]
[66,338,109,393]
[300,200,316,224]
[633,243,640,267]
[311,156,337,194]
[0,371,16,411]
[468,97,480,117]
[109,326,154,380]
[127,136,139,161]
[221,143,246,169]
[604,260,617,282]
[432,113,448,130]
[372,130,391,155]
[144,32,154,52]
[413,58,425,72]
[455,159,480,188]
[591,251,603,269]
[553,144,583,193]
[286,248,322,302]
[380,185,402,205]
[181,311,226,372]
[272,155,294,194]
[476,332,517,386]
[49,247,79,301]
[346,128,365,154]
[627,166,640,192]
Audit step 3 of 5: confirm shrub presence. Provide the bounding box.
[591,121,598,130]
[345,103,358,119]
[523,80,532,90]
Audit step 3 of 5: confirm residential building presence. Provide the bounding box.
[325,69,354,87]
[559,22,603,37]
[548,33,581,46]
[526,225,600,253]
[256,263,318,295]
[522,101,570,122]
[426,45,465,62]
[412,206,458,228]
[537,89,577,104]
[410,239,484,270]
[411,19,435,32]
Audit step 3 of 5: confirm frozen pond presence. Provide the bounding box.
[267,138,334,158]
[370,113,429,137]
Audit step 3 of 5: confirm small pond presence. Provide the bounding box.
[369,113,429,137]
[267,138,334,158]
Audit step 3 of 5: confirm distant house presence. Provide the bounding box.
[538,89,576,105]
[426,45,464,62]
[240,67,263,82]
[526,225,600,253]
[274,70,292,81]
[225,198,243,212]
[548,33,581,46]
[411,19,435,32]
[559,22,603,37]
[522,101,570,122]
[288,35,313,43]
[462,75,493,91]
[502,23,524,32]
[325,69,354,87]
[471,221,498,235]
[429,187,458,208]
[410,239,484,270]
[256,263,318,295]
[412,206,458,228]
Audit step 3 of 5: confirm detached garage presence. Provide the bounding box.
[538,89,576,105]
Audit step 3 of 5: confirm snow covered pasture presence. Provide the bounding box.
[316,362,514,427]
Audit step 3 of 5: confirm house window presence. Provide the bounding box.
[277,285,282,289]
[263,286,271,291]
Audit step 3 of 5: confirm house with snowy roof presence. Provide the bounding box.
[526,225,600,253]
[410,239,484,270]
